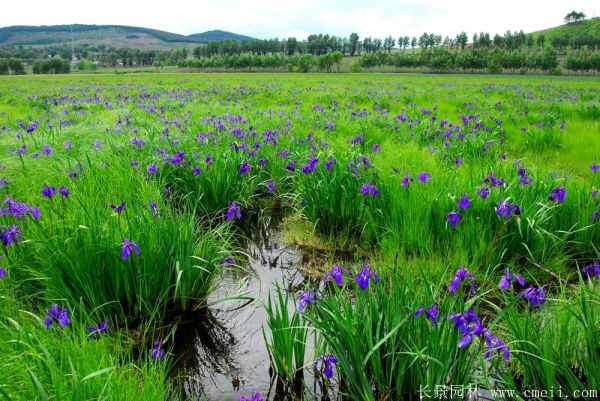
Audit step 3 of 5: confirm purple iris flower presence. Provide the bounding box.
[350,133,363,145]
[58,185,69,198]
[239,392,263,401]
[42,144,52,155]
[457,193,470,209]
[483,332,510,360]
[414,303,438,326]
[64,140,72,149]
[549,186,565,203]
[110,201,126,214]
[498,268,525,289]
[520,286,547,308]
[86,321,108,334]
[355,264,378,290]
[417,171,431,183]
[325,157,336,170]
[372,144,381,153]
[148,200,158,217]
[582,260,600,277]
[447,211,460,228]
[219,256,235,266]
[121,237,139,261]
[483,171,505,187]
[0,225,21,246]
[151,341,166,360]
[297,289,320,312]
[44,304,70,329]
[496,198,521,218]
[476,186,490,200]
[238,160,251,175]
[360,181,379,196]
[591,163,599,173]
[401,172,414,187]
[191,165,201,175]
[448,264,475,293]
[226,201,242,221]
[0,266,5,278]
[266,179,275,193]
[147,163,158,176]
[324,264,344,286]
[41,183,57,198]
[447,309,485,348]
[314,355,337,378]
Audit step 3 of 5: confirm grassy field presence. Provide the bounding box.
[0,72,599,400]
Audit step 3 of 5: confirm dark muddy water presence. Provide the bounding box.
[171,208,345,400]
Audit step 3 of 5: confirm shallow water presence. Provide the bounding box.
[171,208,335,400]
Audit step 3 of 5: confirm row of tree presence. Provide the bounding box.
[0,58,25,74]
[178,52,345,72]
[191,27,600,58]
[356,47,571,72]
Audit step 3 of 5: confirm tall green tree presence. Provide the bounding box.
[456,32,468,50]
[348,32,359,56]
[383,36,395,53]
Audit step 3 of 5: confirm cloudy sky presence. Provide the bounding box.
[2,0,599,39]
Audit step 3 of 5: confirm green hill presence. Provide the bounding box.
[188,30,254,43]
[530,17,600,38]
[0,24,255,50]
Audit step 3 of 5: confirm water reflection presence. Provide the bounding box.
[172,208,330,401]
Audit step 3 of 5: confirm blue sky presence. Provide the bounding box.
[2,0,599,39]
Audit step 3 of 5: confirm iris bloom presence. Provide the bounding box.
[482,171,505,187]
[476,186,490,200]
[41,183,57,198]
[448,264,475,293]
[591,163,599,173]
[44,304,70,329]
[86,321,108,334]
[227,201,242,220]
[549,186,566,203]
[0,225,21,246]
[238,160,251,175]
[496,198,521,218]
[148,200,158,217]
[324,264,344,286]
[314,355,337,378]
[401,172,414,187]
[121,238,139,261]
[110,201,126,214]
[325,158,336,170]
[239,392,263,401]
[151,341,166,360]
[582,260,600,277]
[355,264,378,290]
[498,268,525,289]
[297,289,320,312]
[219,256,235,265]
[521,286,546,308]
[457,193,470,209]
[58,185,69,198]
[447,211,460,228]
[414,303,438,326]
[483,332,510,360]
[266,179,275,193]
[360,182,379,196]
[417,171,431,183]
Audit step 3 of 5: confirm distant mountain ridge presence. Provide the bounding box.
[0,24,255,50]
